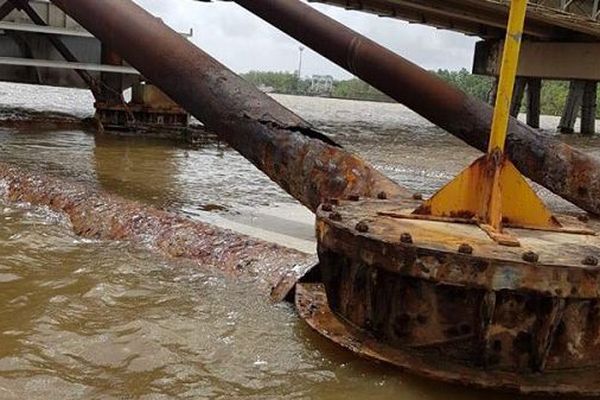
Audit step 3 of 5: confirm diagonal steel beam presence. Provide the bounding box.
[9,0,102,99]
[233,0,600,215]
[0,0,16,21]
[49,0,409,211]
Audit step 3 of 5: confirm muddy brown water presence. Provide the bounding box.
[0,83,598,399]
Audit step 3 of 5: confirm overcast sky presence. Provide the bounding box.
[134,0,477,79]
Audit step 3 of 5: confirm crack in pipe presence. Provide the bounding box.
[49,0,409,212]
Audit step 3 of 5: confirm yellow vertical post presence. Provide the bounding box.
[484,0,528,231]
[488,0,528,153]
[413,0,564,244]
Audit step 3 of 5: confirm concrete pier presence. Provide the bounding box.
[558,80,585,134]
[526,78,541,129]
[581,81,598,136]
[510,77,526,117]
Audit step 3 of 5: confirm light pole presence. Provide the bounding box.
[297,46,305,78]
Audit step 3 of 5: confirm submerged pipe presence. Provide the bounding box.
[49,0,408,212]
[0,161,315,297]
[233,0,600,215]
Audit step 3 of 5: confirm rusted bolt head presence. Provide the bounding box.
[400,233,413,244]
[348,194,360,201]
[522,251,539,263]
[321,203,333,212]
[355,221,369,233]
[413,193,423,201]
[329,211,342,222]
[377,191,388,200]
[578,214,590,223]
[458,243,473,255]
[582,256,599,267]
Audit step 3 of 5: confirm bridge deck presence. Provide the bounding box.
[308,0,600,40]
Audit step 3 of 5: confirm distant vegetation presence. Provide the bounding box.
[241,70,392,102]
[241,69,600,117]
[435,69,581,117]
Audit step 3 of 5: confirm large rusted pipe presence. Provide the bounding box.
[233,0,600,215]
[0,161,315,299]
[49,0,408,212]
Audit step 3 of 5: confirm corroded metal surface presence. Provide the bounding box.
[234,0,600,216]
[311,198,600,395]
[49,0,409,212]
[296,283,600,397]
[0,162,316,296]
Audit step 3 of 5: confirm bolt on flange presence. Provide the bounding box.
[355,221,369,233]
[458,243,473,255]
[578,214,590,223]
[329,212,342,221]
[400,232,413,244]
[582,256,599,266]
[321,203,333,212]
[522,251,539,263]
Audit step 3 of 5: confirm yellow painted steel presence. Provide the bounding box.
[422,156,559,229]
[413,0,563,244]
[488,0,528,153]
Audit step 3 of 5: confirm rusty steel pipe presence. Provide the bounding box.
[0,161,315,298]
[49,0,408,212]
[233,0,600,215]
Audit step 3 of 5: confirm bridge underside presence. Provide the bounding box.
[1,0,598,135]
[0,0,190,133]
[304,0,600,134]
[308,0,600,40]
[0,0,139,90]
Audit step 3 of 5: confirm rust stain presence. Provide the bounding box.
[310,198,600,396]
[50,0,411,213]
[296,283,600,397]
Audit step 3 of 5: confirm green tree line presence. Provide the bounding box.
[241,69,600,117]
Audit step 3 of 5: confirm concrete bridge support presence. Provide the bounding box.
[510,77,526,118]
[558,81,584,134]
[558,80,597,135]
[581,81,597,136]
[490,77,540,129]
[0,0,191,135]
[526,78,541,129]
[475,40,600,135]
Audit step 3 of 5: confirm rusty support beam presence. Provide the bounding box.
[10,0,102,100]
[49,0,408,212]
[232,0,600,215]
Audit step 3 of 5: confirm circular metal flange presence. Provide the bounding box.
[310,199,600,396]
[317,199,600,298]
